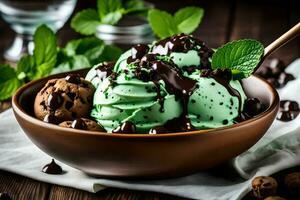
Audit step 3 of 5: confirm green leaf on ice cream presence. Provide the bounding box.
[211,39,264,79]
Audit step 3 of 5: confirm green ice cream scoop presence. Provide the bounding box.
[86,34,248,134]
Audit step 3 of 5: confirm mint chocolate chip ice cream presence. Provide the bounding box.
[86,34,258,134]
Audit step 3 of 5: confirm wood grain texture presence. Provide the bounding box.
[49,186,188,200]
[0,171,49,200]
[230,0,300,64]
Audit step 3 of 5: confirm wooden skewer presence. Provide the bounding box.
[264,22,300,59]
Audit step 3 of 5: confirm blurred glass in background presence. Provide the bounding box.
[0,0,77,61]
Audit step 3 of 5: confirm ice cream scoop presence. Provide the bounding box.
[86,34,252,133]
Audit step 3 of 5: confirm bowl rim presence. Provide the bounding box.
[12,70,279,139]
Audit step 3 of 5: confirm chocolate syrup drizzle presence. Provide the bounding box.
[105,34,256,133]
[151,34,214,69]
[201,69,244,121]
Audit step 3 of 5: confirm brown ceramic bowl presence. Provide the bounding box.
[12,69,279,179]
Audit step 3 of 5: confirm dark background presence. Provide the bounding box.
[1,0,300,64]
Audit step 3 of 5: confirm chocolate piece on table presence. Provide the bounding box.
[42,159,63,175]
[277,100,300,122]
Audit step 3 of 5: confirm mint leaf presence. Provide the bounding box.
[123,0,148,15]
[148,9,178,39]
[97,0,124,25]
[211,39,264,78]
[0,65,23,101]
[65,37,104,56]
[71,9,101,35]
[101,11,123,25]
[16,55,35,80]
[34,25,57,67]
[174,7,204,34]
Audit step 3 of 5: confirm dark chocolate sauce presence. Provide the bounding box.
[71,118,87,130]
[95,62,115,82]
[0,193,11,200]
[43,113,59,124]
[151,34,213,69]
[277,100,300,122]
[151,61,197,131]
[65,74,81,84]
[201,69,244,121]
[47,92,63,110]
[149,126,169,134]
[112,121,136,134]
[127,44,149,63]
[42,159,63,175]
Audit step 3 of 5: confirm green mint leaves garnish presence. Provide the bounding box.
[0,64,23,101]
[0,25,123,101]
[71,0,149,35]
[71,9,101,36]
[148,7,204,39]
[211,39,264,79]
[52,37,122,74]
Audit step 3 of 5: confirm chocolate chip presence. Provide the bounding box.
[112,121,136,134]
[65,74,81,84]
[149,126,169,134]
[66,92,76,101]
[243,98,264,117]
[65,101,73,110]
[43,113,59,124]
[42,159,63,175]
[47,92,63,110]
[71,118,87,130]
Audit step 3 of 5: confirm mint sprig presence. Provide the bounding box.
[211,39,264,79]
[71,0,149,35]
[0,25,123,101]
[0,65,23,101]
[148,7,204,39]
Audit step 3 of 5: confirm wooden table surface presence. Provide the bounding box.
[0,0,300,199]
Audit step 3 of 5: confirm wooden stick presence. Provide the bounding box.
[264,22,300,58]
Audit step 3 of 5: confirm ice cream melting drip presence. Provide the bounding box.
[151,34,214,69]
[201,69,244,121]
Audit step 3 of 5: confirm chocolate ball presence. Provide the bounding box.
[244,98,264,117]
[252,176,278,199]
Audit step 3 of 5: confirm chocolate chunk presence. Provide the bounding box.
[112,121,136,134]
[66,92,76,101]
[65,74,81,84]
[71,118,87,130]
[277,72,295,87]
[65,101,73,110]
[47,92,63,110]
[149,126,169,134]
[277,100,300,122]
[42,159,63,175]
[43,113,59,124]
[243,98,264,117]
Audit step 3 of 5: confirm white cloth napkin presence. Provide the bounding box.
[1,59,300,200]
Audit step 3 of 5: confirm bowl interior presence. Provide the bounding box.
[17,69,276,133]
